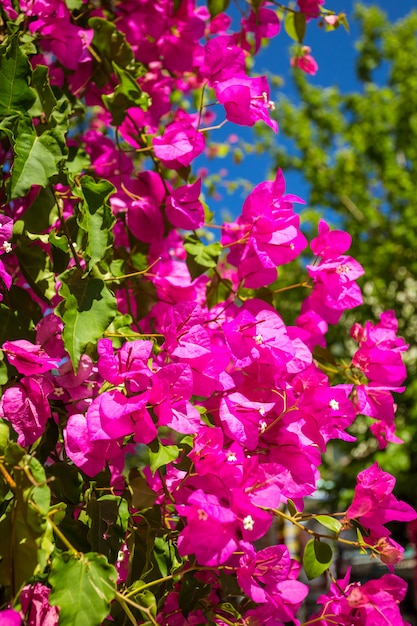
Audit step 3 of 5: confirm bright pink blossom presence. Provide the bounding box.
[297,0,324,20]
[20,583,59,626]
[291,46,319,75]
[314,569,409,626]
[0,609,22,626]
[3,340,60,376]
[346,463,416,536]
[1,375,54,446]
[153,117,205,170]
[165,179,204,230]
[215,75,277,131]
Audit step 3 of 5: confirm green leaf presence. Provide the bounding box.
[89,18,139,87]
[15,237,56,302]
[303,538,333,580]
[0,420,10,453]
[184,234,222,279]
[315,515,342,534]
[287,499,298,517]
[102,63,150,126]
[75,176,115,270]
[30,64,57,120]
[132,590,157,621]
[207,0,230,18]
[87,495,129,564]
[0,37,36,116]
[56,268,117,368]
[49,552,117,626]
[179,571,211,618]
[65,0,83,9]
[284,12,306,44]
[14,187,59,234]
[10,116,65,199]
[148,441,179,476]
[153,535,183,578]
[0,455,51,589]
[128,470,158,510]
[312,345,337,366]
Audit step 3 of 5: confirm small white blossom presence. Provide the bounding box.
[243,515,255,531]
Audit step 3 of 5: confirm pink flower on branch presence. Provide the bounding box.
[291,46,319,75]
[165,179,204,230]
[215,75,278,131]
[346,463,416,537]
[153,117,205,170]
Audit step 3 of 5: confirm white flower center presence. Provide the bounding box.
[329,399,340,410]
[243,515,255,531]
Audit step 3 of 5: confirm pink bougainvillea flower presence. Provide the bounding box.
[215,75,277,131]
[346,463,416,536]
[153,117,205,170]
[123,170,167,243]
[165,179,204,230]
[297,0,324,20]
[20,582,59,626]
[238,543,308,618]
[97,338,153,393]
[1,375,54,447]
[2,340,60,376]
[200,36,245,84]
[241,8,281,52]
[313,570,409,626]
[177,489,238,566]
[30,13,93,71]
[64,413,121,477]
[310,219,352,259]
[0,609,22,626]
[354,383,404,424]
[370,420,403,450]
[291,46,319,75]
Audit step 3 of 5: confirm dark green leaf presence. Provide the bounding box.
[284,12,306,44]
[15,238,56,302]
[184,234,222,279]
[10,116,65,199]
[128,470,158,510]
[89,18,141,87]
[31,64,57,120]
[0,454,51,589]
[87,495,129,564]
[49,552,117,626]
[303,538,333,580]
[75,176,115,270]
[179,571,211,618]
[14,187,59,234]
[56,268,117,368]
[0,37,35,116]
[153,535,183,578]
[102,63,150,126]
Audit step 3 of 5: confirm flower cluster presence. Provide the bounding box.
[0,0,414,624]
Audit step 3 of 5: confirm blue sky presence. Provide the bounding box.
[200,0,417,224]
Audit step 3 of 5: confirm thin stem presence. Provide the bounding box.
[123,574,175,598]
[0,461,16,490]
[115,591,159,626]
[103,257,161,282]
[273,281,311,294]
[272,508,361,548]
[199,119,228,133]
[47,513,80,556]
